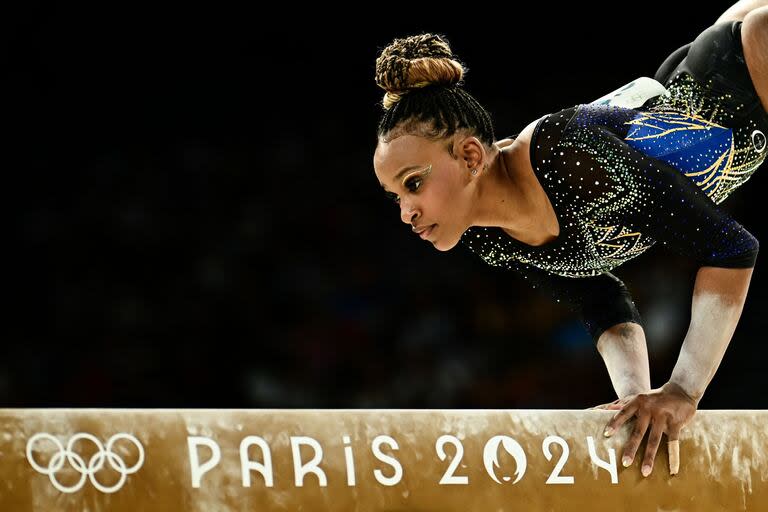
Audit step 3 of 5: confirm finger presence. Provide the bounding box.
[667,439,680,476]
[604,401,639,437]
[595,403,623,410]
[621,414,650,468]
[667,425,682,476]
[641,422,666,477]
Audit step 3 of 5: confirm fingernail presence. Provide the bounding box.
[641,465,652,477]
[603,427,614,437]
[622,456,632,467]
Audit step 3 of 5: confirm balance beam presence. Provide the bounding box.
[0,409,765,511]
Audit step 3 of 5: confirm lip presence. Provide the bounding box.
[418,224,436,240]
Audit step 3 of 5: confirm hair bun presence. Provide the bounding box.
[374,33,466,109]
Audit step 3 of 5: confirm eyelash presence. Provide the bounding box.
[385,176,422,204]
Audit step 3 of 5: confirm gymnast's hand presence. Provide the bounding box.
[601,381,698,477]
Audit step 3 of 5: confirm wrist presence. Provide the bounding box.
[664,379,701,405]
[621,383,652,397]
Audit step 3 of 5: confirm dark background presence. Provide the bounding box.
[8,2,767,408]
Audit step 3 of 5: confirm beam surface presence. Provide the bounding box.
[0,409,766,511]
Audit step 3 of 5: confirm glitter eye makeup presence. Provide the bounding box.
[384,164,433,204]
[402,164,432,191]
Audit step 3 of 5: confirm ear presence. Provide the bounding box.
[453,135,485,172]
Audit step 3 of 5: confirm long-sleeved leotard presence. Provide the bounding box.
[460,20,768,343]
[460,101,765,343]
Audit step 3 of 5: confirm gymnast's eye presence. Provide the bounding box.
[404,176,422,193]
[384,191,400,204]
[383,173,424,204]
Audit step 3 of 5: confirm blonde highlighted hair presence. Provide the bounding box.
[374,32,495,147]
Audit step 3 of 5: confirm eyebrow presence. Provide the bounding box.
[379,165,425,191]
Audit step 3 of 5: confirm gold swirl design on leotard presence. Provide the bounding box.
[585,221,655,262]
[623,111,746,203]
[625,111,724,140]
[638,73,767,204]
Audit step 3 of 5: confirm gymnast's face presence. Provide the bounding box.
[373,134,477,251]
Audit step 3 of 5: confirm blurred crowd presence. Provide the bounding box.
[11,132,768,409]
[8,4,768,409]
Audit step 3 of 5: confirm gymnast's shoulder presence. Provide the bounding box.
[496,115,544,150]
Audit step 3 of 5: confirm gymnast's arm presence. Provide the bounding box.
[509,262,652,397]
[563,118,761,474]
[596,321,652,399]
[670,266,755,403]
[586,123,760,404]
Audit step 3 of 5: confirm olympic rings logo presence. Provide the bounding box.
[26,432,144,493]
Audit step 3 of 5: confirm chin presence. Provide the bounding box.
[432,235,459,252]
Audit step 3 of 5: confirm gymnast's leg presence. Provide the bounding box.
[653,43,690,85]
[716,0,768,24]
[741,6,768,113]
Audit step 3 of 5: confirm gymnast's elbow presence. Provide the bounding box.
[695,244,758,303]
[700,236,760,270]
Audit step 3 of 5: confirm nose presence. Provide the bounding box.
[400,200,419,225]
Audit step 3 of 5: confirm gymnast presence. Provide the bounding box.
[372,0,768,477]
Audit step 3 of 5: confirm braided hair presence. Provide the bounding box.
[374,32,496,153]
